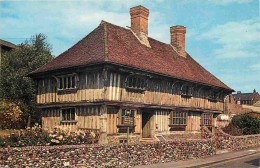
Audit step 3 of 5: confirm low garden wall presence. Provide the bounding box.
[0,140,216,167]
[1,127,259,167]
[215,128,260,150]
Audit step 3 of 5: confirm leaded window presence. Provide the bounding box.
[181,85,192,97]
[58,75,77,90]
[62,108,76,121]
[171,111,187,125]
[201,113,212,126]
[126,76,145,90]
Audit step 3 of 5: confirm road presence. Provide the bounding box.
[204,152,260,168]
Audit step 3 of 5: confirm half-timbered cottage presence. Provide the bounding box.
[29,6,234,143]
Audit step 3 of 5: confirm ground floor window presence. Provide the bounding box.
[201,113,213,126]
[171,111,187,125]
[62,108,76,121]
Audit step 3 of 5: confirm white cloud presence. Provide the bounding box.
[250,63,260,71]
[198,18,260,58]
[0,1,172,55]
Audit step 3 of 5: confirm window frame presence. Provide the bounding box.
[200,113,213,127]
[125,75,146,92]
[61,108,77,123]
[181,84,193,97]
[169,111,188,127]
[54,73,79,92]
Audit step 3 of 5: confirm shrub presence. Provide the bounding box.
[231,114,260,135]
[0,124,96,147]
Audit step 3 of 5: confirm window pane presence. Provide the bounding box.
[68,77,71,88]
[72,76,75,88]
[137,78,141,88]
[59,78,63,89]
[128,77,133,87]
[71,109,75,120]
[132,77,136,87]
[141,79,145,88]
[62,110,66,120]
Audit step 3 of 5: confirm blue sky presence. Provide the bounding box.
[0,0,259,93]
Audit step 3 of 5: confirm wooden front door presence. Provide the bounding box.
[142,111,153,138]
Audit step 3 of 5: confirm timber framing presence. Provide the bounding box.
[37,100,223,114]
[30,6,234,144]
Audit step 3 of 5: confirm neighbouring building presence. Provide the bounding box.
[29,6,234,144]
[0,39,17,66]
[233,90,260,105]
[218,91,260,128]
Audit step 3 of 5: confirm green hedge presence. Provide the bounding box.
[231,114,260,135]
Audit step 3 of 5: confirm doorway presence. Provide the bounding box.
[142,110,153,138]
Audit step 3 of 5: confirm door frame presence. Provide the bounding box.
[141,109,154,138]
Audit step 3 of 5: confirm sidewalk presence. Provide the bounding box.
[135,147,260,168]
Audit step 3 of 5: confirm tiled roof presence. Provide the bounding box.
[31,21,233,90]
[233,92,259,101]
[0,39,17,49]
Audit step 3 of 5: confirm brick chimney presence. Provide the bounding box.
[130,6,150,47]
[170,26,187,57]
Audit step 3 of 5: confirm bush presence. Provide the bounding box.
[222,123,243,136]
[231,114,260,135]
[0,124,96,147]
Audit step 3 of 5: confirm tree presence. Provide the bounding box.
[231,114,260,135]
[0,34,53,128]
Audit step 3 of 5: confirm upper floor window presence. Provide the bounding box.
[207,90,218,101]
[56,74,78,90]
[62,108,76,121]
[126,75,145,91]
[181,84,192,97]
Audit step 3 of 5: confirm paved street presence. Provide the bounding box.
[205,152,259,168]
[136,147,260,168]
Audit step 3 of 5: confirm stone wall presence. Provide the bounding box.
[107,134,140,144]
[0,140,215,167]
[215,128,260,150]
[163,132,201,141]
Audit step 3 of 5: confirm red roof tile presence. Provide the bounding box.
[31,21,233,90]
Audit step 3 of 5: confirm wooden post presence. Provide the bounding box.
[99,105,108,144]
[127,126,129,146]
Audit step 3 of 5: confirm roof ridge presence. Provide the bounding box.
[101,21,109,61]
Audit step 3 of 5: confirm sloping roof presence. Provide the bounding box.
[0,39,17,49]
[233,92,259,101]
[31,21,233,91]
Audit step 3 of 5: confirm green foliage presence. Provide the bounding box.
[231,114,260,135]
[0,34,54,127]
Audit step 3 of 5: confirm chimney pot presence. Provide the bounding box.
[170,26,187,57]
